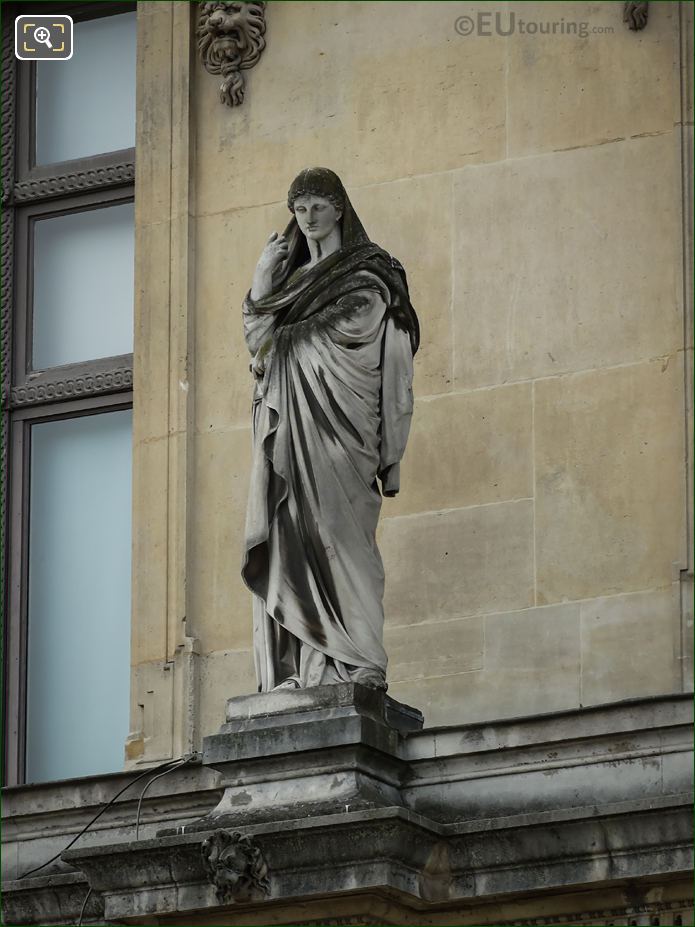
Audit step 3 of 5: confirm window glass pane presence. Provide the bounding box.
[36,11,136,165]
[26,411,132,783]
[33,202,134,369]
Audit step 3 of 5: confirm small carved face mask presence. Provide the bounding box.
[292,194,342,243]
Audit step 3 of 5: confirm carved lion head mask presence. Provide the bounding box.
[197,1,266,106]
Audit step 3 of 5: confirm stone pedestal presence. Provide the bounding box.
[167,683,424,833]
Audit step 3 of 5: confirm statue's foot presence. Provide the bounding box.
[272,676,300,690]
[349,667,387,690]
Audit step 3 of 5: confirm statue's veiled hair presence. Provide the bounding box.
[287,167,369,246]
[273,168,369,284]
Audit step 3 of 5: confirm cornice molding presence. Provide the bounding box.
[11,162,135,204]
[10,366,133,408]
[1,18,16,202]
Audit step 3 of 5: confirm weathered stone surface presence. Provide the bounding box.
[61,802,692,924]
[506,1,679,157]
[112,890,695,927]
[385,615,484,684]
[1,761,223,890]
[203,683,422,769]
[403,690,692,762]
[580,586,681,705]
[190,427,253,654]
[131,390,170,665]
[452,133,683,389]
[176,686,421,830]
[402,693,692,821]
[389,603,581,726]
[221,682,422,731]
[194,204,286,432]
[0,872,103,927]
[127,659,176,766]
[199,650,256,742]
[194,1,506,215]
[387,384,533,517]
[350,173,454,398]
[3,695,691,924]
[380,499,534,627]
[130,1,198,767]
[391,605,581,725]
[134,3,178,226]
[535,358,686,604]
[486,603,579,674]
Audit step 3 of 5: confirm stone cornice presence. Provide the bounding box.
[1,872,103,927]
[62,798,692,923]
[2,693,692,926]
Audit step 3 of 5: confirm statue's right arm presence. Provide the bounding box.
[243,231,289,356]
[250,231,288,301]
[250,267,274,302]
[243,295,278,355]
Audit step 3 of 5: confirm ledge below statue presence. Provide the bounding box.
[2,694,692,926]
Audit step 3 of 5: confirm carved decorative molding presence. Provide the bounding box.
[0,22,14,197]
[10,367,133,408]
[301,920,396,926]
[502,899,691,926]
[1,208,13,410]
[11,162,135,204]
[200,830,270,904]
[0,873,105,927]
[1,18,15,555]
[623,1,649,31]
[197,1,267,106]
[1,19,14,362]
[1,21,15,204]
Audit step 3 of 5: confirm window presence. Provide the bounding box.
[3,2,137,784]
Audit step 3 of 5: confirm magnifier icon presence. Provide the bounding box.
[33,25,53,49]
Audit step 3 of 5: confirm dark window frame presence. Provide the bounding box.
[14,188,135,389]
[2,0,136,786]
[14,0,135,184]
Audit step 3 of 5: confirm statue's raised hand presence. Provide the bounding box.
[257,232,288,272]
[251,232,288,300]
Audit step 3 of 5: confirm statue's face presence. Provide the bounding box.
[292,194,342,243]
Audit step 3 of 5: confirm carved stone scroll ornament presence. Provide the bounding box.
[201,830,270,904]
[197,1,266,106]
[623,1,648,31]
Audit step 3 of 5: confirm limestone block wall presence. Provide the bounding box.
[129,1,692,759]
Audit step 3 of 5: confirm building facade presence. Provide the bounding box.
[2,1,693,924]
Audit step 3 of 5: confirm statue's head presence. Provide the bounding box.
[288,168,345,243]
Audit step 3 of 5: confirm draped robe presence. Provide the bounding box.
[241,242,417,691]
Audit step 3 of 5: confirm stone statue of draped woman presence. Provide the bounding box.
[241,168,419,692]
